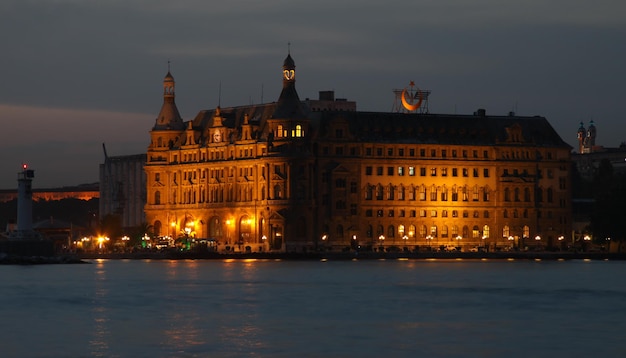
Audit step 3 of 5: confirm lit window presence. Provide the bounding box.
[292,124,304,137]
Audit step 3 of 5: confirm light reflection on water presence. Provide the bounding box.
[1,259,625,357]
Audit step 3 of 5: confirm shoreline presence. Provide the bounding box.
[3,250,625,264]
[71,250,626,262]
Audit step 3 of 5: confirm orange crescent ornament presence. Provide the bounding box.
[401,87,423,112]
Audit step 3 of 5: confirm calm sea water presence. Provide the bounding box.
[1,258,625,358]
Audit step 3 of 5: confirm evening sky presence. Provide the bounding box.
[0,0,624,188]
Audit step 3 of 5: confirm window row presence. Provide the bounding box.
[365,209,491,219]
[365,184,490,202]
[366,166,490,178]
[359,224,491,239]
[365,147,490,159]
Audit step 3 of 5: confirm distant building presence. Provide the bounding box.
[573,121,626,180]
[144,53,572,252]
[0,184,99,203]
[99,153,146,229]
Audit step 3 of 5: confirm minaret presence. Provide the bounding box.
[577,122,586,154]
[587,120,596,149]
[15,165,35,239]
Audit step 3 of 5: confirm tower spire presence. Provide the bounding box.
[154,63,184,130]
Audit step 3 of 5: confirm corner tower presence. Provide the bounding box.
[154,68,184,131]
[267,52,309,147]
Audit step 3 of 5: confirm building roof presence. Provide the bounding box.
[312,111,571,148]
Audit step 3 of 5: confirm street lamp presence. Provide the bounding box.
[426,235,433,251]
[535,235,541,251]
[456,235,462,251]
[583,235,591,252]
[558,235,565,251]
[378,235,385,251]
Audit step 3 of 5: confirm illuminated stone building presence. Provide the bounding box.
[144,53,572,252]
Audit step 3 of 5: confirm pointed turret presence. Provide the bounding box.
[271,53,306,119]
[154,68,184,130]
[577,121,586,153]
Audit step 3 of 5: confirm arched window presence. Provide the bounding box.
[472,225,480,239]
[462,226,469,238]
[441,225,448,238]
[154,191,161,205]
[292,124,304,137]
[388,225,395,238]
[523,225,530,238]
[483,225,490,239]
[524,188,531,202]
[277,124,285,138]
[365,185,373,200]
[209,216,222,238]
[408,225,416,238]
[503,225,510,237]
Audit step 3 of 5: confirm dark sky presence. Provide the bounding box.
[1,0,625,188]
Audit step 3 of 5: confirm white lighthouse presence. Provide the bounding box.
[8,164,41,240]
[17,164,35,234]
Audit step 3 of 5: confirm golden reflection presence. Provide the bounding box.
[90,261,110,357]
[507,258,515,261]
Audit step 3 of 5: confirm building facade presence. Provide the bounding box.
[144,53,572,252]
[99,153,146,229]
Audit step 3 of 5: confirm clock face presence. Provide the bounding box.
[283,69,294,80]
[213,131,221,143]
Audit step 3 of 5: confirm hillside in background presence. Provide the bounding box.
[0,198,99,231]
